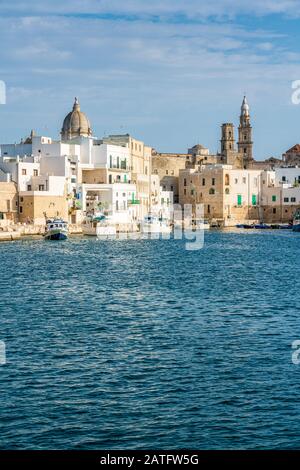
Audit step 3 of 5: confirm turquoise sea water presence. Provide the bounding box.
[0,231,300,450]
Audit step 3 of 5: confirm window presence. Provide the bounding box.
[273,208,276,214]
[272,195,277,202]
[154,169,158,174]
[6,200,10,211]
[244,134,247,140]
[237,195,242,206]
[225,174,230,186]
[33,169,38,176]
[22,169,27,175]
[109,174,112,184]
[225,188,230,195]
[166,170,168,175]
[109,155,112,168]
[212,178,215,186]
[291,197,296,203]
[20,197,23,202]
[252,194,257,206]
[282,176,286,182]
[244,148,247,153]
[184,178,187,186]
[27,185,31,191]
[191,189,195,196]
[234,178,238,184]
[170,185,173,191]
[184,188,186,195]
[209,188,215,195]
[20,206,23,213]
[202,178,205,186]
[117,156,120,168]
[284,197,289,203]
[243,177,247,184]
[207,204,210,214]
[39,185,44,191]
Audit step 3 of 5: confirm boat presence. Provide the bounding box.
[293,209,300,232]
[236,224,254,229]
[278,223,293,230]
[254,223,272,229]
[44,218,68,240]
[82,214,117,238]
[141,215,171,234]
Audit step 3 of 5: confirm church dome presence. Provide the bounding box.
[61,98,92,140]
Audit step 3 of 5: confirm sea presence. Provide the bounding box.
[0,230,300,449]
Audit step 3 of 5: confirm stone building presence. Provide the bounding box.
[179,164,262,226]
[151,151,190,203]
[0,181,18,223]
[101,134,151,218]
[282,144,300,166]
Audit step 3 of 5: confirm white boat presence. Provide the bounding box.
[82,215,117,238]
[44,218,68,240]
[140,215,171,234]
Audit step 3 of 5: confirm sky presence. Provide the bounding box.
[1,0,300,159]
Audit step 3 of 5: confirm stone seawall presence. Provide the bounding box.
[0,223,83,241]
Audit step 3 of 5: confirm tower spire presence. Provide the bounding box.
[238,95,253,168]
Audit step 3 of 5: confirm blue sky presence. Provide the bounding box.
[1,0,300,159]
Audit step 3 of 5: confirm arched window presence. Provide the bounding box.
[225,188,230,195]
[225,174,230,186]
[209,188,215,195]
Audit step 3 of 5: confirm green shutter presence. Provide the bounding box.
[252,194,257,206]
[272,195,277,202]
[237,195,242,206]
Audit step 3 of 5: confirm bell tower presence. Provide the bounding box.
[238,96,253,168]
[221,123,235,154]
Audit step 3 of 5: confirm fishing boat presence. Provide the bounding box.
[293,209,300,232]
[141,215,171,234]
[44,218,68,240]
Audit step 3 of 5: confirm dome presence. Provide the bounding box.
[241,95,250,116]
[61,98,92,140]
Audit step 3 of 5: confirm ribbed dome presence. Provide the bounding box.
[61,98,92,140]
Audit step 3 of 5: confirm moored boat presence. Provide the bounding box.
[44,218,68,240]
[82,214,117,238]
[141,215,171,234]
